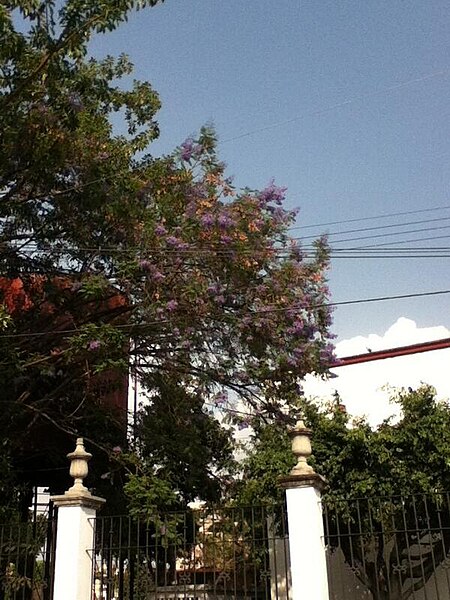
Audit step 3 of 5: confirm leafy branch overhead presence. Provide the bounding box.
[1,1,334,415]
[0,1,334,511]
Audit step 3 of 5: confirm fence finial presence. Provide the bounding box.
[67,438,92,494]
[289,420,315,476]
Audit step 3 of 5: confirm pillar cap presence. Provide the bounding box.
[50,438,105,509]
[51,491,106,509]
[280,419,327,490]
[278,472,327,492]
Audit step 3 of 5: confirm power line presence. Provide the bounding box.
[329,224,450,246]
[8,215,450,251]
[6,209,450,256]
[354,234,450,249]
[1,288,449,340]
[288,204,450,232]
[300,215,450,241]
[221,69,449,144]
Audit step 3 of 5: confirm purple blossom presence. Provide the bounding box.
[154,224,167,236]
[166,299,178,312]
[267,206,290,224]
[194,183,208,198]
[288,321,304,335]
[185,201,197,217]
[166,235,181,247]
[88,340,102,351]
[320,343,336,364]
[258,179,287,205]
[180,138,194,161]
[220,235,232,245]
[200,213,215,227]
[207,282,223,294]
[180,139,203,162]
[214,391,228,407]
[165,235,189,250]
[152,270,165,283]
[139,259,152,272]
[112,446,122,454]
[214,295,225,305]
[217,214,235,229]
[237,417,251,431]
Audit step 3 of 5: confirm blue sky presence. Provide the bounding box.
[88,0,450,342]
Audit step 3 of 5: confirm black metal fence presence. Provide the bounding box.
[92,505,290,600]
[0,503,56,600]
[324,493,450,600]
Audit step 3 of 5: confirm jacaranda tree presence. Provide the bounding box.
[0,1,334,511]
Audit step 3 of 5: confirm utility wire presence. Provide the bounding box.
[300,216,450,240]
[1,288,450,340]
[354,234,450,249]
[6,212,450,256]
[288,204,450,232]
[329,224,450,246]
[221,69,449,143]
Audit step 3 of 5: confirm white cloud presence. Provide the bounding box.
[303,318,450,426]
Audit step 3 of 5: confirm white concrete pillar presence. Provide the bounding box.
[51,438,105,600]
[280,421,329,600]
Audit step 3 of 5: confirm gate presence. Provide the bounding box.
[92,505,290,600]
[324,493,450,600]
[0,501,56,600]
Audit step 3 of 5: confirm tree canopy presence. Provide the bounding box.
[0,1,334,512]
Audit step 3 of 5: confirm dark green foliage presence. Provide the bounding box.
[238,385,450,599]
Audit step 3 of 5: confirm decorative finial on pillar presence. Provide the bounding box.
[50,437,105,509]
[279,419,326,491]
[288,420,315,476]
[67,438,92,494]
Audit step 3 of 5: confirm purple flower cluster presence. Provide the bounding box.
[154,224,167,236]
[88,340,102,351]
[165,235,189,251]
[217,214,235,229]
[287,320,304,336]
[207,282,224,295]
[180,138,203,162]
[166,299,178,312]
[258,179,287,205]
[200,213,215,227]
[214,391,228,408]
[139,259,152,272]
[139,260,165,282]
[237,415,252,430]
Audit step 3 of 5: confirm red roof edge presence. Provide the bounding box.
[331,337,450,368]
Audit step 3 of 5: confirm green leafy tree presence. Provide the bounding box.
[237,385,450,600]
[0,1,334,513]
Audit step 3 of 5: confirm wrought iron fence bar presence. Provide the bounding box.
[423,494,442,600]
[412,494,431,600]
